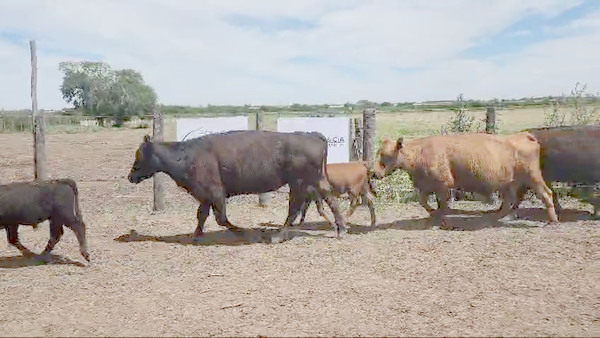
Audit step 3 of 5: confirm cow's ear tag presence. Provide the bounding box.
[144,134,152,143]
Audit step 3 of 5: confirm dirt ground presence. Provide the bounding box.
[0,128,598,337]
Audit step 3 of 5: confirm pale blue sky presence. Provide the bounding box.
[0,0,599,110]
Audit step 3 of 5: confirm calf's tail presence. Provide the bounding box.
[367,174,378,197]
[359,161,378,197]
[61,178,83,221]
[62,178,89,262]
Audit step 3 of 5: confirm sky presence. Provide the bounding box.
[1,0,599,110]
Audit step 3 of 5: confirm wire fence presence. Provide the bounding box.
[0,110,591,207]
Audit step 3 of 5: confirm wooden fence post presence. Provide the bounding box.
[30,40,47,181]
[256,109,271,206]
[362,108,377,164]
[153,108,166,211]
[351,117,363,161]
[486,105,496,134]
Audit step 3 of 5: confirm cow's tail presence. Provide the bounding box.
[362,162,378,198]
[60,178,83,221]
[367,174,378,197]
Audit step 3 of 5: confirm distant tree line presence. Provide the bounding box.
[3,60,598,126]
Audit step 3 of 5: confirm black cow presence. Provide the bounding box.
[127,131,346,242]
[0,178,89,262]
[511,125,600,217]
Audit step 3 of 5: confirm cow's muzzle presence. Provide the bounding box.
[371,170,384,180]
[128,172,140,183]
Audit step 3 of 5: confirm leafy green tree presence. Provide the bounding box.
[59,61,158,126]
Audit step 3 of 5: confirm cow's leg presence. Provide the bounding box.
[418,190,435,214]
[435,188,453,229]
[274,183,307,243]
[74,221,89,262]
[192,201,211,239]
[283,183,306,228]
[314,179,346,237]
[321,192,346,238]
[496,185,518,221]
[550,184,563,218]
[365,191,377,227]
[40,220,64,260]
[5,225,33,256]
[211,198,241,232]
[314,194,335,225]
[297,197,312,226]
[345,193,360,219]
[64,219,90,262]
[511,185,528,210]
[531,178,559,224]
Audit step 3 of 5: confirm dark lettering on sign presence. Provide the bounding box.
[326,136,346,148]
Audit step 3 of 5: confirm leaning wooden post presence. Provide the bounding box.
[30,40,47,181]
[362,108,377,164]
[152,107,166,211]
[256,109,271,206]
[486,105,496,134]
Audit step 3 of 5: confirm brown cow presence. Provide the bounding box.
[371,132,558,227]
[295,161,377,227]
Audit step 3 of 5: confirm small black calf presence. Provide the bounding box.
[0,178,89,262]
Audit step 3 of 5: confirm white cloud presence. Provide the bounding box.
[0,0,598,109]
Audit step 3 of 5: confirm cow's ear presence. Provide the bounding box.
[395,137,404,151]
[143,134,153,143]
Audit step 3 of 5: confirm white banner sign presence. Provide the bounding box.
[277,117,350,164]
[176,116,249,142]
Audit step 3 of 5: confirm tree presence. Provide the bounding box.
[59,61,158,126]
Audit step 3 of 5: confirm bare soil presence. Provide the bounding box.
[0,128,598,337]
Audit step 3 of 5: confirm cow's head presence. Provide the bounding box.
[372,136,405,179]
[128,134,159,184]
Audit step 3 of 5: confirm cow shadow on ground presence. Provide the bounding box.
[114,207,596,247]
[510,207,595,222]
[275,207,593,235]
[0,253,86,269]
[114,227,331,246]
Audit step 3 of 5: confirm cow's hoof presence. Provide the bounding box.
[271,233,288,244]
[439,220,453,230]
[36,253,53,263]
[191,235,203,244]
[21,250,36,258]
[502,213,518,221]
[227,227,244,234]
